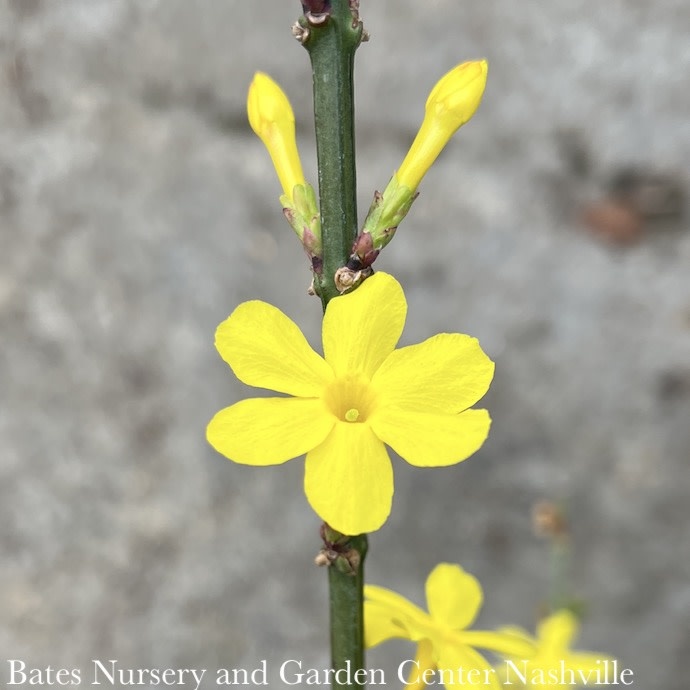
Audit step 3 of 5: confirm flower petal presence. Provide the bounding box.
[364,601,416,648]
[365,585,433,642]
[463,629,537,658]
[304,422,393,534]
[322,273,406,379]
[371,333,494,414]
[426,564,483,631]
[207,397,334,465]
[215,300,333,397]
[404,640,436,690]
[537,610,578,653]
[436,643,501,690]
[371,408,491,467]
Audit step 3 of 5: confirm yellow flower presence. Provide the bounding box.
[206,273,494,535]
[247,72,305,201]
[396,60,488,192]
[365,563,536,690]
[497,610,614,690]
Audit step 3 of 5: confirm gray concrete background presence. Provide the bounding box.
[1,0,689,687]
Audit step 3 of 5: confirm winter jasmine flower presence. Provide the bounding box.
[365,563,535,690]
[497,610,616,690]
[207,274,494,535]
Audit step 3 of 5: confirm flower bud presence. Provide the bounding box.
[247,72,305,201]
[247,73,322,261]
[397,59,488,192]
[356,61,487,267]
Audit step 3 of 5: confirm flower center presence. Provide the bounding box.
[345,408,360,423]
[324,374,377,424]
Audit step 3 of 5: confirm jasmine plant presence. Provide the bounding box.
[206,2,614,688]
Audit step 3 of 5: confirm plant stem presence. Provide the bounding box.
[549,535,571,612]
[303,0,362,307]
[327,532,368,689]
[301,2,368,687]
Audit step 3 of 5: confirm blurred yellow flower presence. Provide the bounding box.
[247,72,305,201]
[365,563,535,690]
[207,273,494,535]
[497,610,615,690]
[397,60,488,191]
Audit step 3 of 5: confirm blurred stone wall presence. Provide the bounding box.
[1,0,689,687]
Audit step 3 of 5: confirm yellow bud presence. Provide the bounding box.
[247,72,306,200]
[396,60,488,191]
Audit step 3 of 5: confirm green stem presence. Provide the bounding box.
[549,536,571,612]
[301,3,367,688]
[327,532,368,689]
[304,0,362,307]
